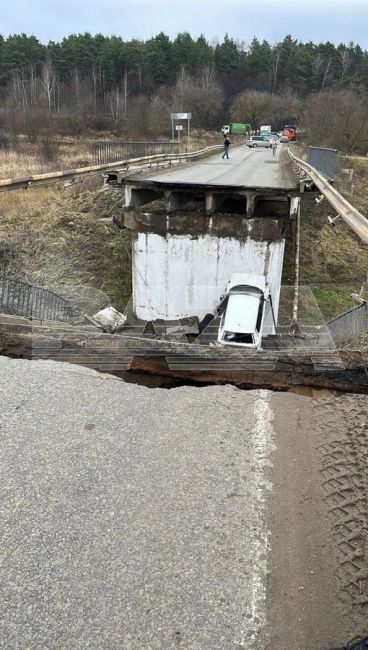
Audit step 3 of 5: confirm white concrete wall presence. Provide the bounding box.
[133,232,285,324]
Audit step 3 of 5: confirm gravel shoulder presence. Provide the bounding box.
[268,390,368,649]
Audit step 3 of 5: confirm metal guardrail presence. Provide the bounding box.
[0,145,223,193]
[328,301,368,344]
[0,277,76,321]
[288,148,368,244]
[306,146,338,181]
[92,141,179,165]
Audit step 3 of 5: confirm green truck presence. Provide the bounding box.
[221,123,251,135]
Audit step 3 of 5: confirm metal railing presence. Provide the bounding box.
[328,301,368,344]
[0,277,76,322]
[92,141,179,165]
[288,148,368,244]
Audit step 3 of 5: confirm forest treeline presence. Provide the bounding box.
[0,32,367,153]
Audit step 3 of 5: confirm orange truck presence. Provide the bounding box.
[282,124,297,141]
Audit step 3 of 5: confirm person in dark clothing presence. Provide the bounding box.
[222,137,230,159]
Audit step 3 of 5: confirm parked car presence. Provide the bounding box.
[216,274,271,349]
[279,135,289,143]
[247,135,272,148]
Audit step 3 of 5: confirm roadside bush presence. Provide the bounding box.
[39,135,59,162]
[89,114,114,132]
[0,130,11,150]
[303,89,368,154]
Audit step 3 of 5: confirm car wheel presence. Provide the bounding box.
[253,143,258,148]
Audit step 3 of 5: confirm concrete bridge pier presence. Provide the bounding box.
[205,192,226,215]
[118,188,301,328]
[246,192,256,218]
[124,185,164,209]
[110,144,302,336]
[166,191,195,213]
[123,207,288,328]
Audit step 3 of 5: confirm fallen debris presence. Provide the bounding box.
[0,314,367,394]
[90,306,127,333]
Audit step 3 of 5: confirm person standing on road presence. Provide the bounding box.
[222,137,231,160]
[272,140,277,156]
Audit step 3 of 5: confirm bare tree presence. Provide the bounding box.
[231,90,273,128]
[91,65,98,114]
[173,66,191,111]
[304,89,368,154]
[313,54,324,77]
[29,64,38,107]
[107,87,124,127]
[320,58,331,92]
[194,66,224,127]
[280,89,303,122]
[171,66,223,129]
[10,71,29,113]
[122,70,129,117]
[56,76,60,114]
[201,65,216,89]
[42,56,56,111]
[70,67,81,110]
[148,94,170,134]
[339,50,351,82]
[270,47,281,93]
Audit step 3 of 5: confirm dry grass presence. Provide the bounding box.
[0,179,132,312]
[0,132,219,314]
[0,131,220,180]
[282,191,368,320]
[0,140,93,180]
[283,193,368,285]
[336,156,368,215]
[180,129,221,152]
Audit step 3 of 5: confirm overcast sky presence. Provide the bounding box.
[2,0,368,48]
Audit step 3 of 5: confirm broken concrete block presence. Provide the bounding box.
[92,307,127,333]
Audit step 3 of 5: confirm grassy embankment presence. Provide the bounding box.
[0,139,93,179]
[0,178,132,312]
[0,131,221,315]
[282,145,368,321]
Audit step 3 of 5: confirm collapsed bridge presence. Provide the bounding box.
[2,141,367,392]
[108,143,300,334]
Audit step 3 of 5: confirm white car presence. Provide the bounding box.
[247,136,272,149]
[216,274,270,348]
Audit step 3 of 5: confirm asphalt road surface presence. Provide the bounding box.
[139,143,298,190]
[0,357,367,649]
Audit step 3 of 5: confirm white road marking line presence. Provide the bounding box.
[235,390,275,649]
